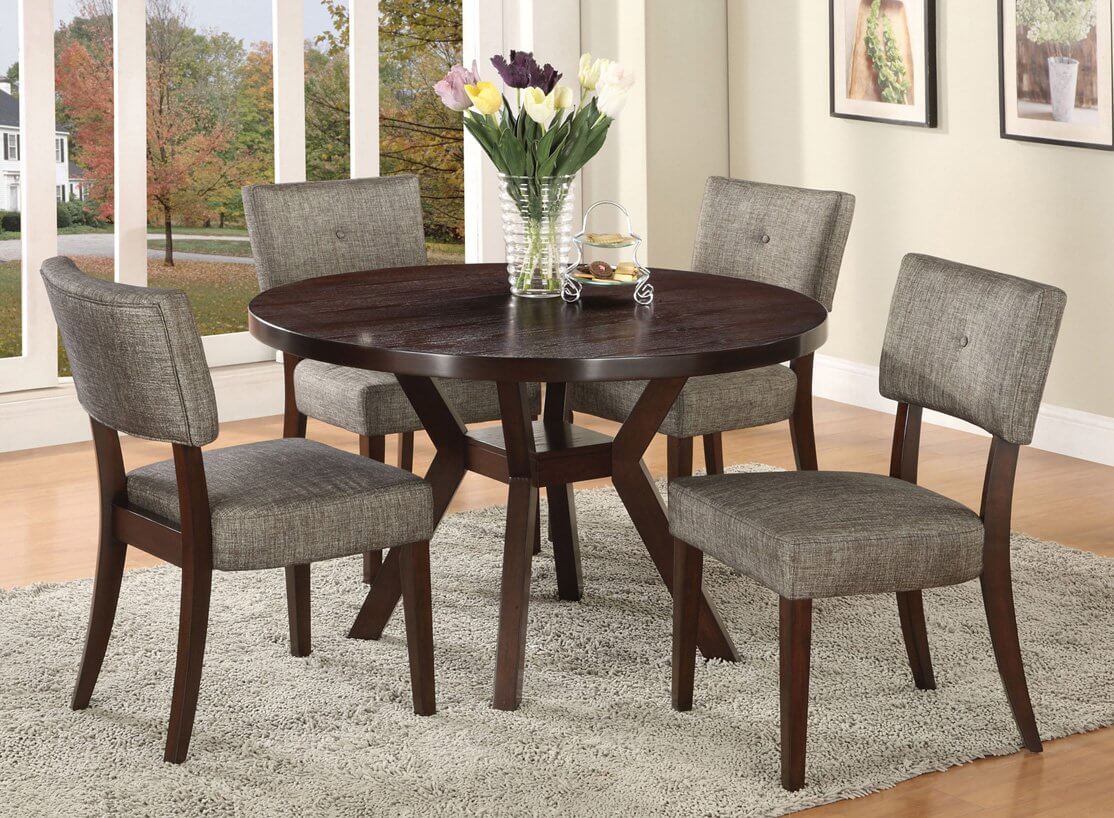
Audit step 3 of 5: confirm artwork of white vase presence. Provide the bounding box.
[1048,56,1081,122]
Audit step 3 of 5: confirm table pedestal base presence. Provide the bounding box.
[348,376,739,711]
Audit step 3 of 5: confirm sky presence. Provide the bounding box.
[1,0,338,79]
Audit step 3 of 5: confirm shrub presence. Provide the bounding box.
[64,201,86,225]
[56,203,73,228]
[1,211,19,233]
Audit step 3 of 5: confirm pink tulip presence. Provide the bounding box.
[434,61,480,111]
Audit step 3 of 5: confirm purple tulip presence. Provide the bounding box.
[491,50,562,93]
[434,61,480,111]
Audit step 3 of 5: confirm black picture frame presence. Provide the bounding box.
[998,0,1114,151]
[829,0,938,128]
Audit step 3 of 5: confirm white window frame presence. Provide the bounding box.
[55,136,65,164]
[4,132,19,161]
[0,0,58,394]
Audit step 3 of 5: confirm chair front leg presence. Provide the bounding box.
[789,354,818,471]
[400,541,436,716]
[165,444,214,764]
[671,538,703,711]
[282,354,307,438]
[361,434,388,584]
[779,596,813,792]
[285,564,311,657]
[702,433,724,475]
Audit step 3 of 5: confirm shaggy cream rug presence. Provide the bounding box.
[1,465,1112,817]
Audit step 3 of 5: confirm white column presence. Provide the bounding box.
[463,0,505,262]
[273,0,307,183]
[349,0,380,178]
[11,0,58,389]
[113,0,147,285]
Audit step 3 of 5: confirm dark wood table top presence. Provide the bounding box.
[248,263,828,382]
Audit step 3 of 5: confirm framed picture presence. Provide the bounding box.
[999,0,1114,150]
[830,0,938,127]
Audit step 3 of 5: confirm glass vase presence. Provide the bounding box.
[498,173,575,298]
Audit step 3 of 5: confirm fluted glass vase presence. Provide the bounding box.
[499,173,575,298]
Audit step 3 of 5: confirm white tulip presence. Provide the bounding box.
[600,62,635,92]
[522,86,557,130]
[552,84,575,110]
[596,83,630,118]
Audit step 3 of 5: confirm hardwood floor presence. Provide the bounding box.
[1,397,1111,815]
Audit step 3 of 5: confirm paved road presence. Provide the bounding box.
[0,232,252,264]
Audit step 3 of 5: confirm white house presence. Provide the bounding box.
[0,78,86,213]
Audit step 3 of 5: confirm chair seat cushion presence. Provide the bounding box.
[669,471,985,599]
[293,361,540,437]
[571,366,797,439]
[126,439,434,571]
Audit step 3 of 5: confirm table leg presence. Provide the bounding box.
[611,378,739,662]
[543,382,583,602]
[348,376,467,641]
[492,382,538,711]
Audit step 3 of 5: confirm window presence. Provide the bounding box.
[3,133,17,161]
[379,2,465,263]
[305,0,350,181]
[55,137,65,164]
[1,1,21,364]
[145,0,275,350]
[55,185,65,202]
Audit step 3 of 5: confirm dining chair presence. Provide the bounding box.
[43,257,438,763]
[243,174,540,583]
[571,176,855,477]
[667,253,1066,790]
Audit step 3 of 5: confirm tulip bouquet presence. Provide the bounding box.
[435,50,635,296]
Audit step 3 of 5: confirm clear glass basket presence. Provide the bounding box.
[498,173,576,298]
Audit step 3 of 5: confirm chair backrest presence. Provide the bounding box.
[242,174,428,291]
[41,257,218,447]
[880,254,1066,446]
[690,176,855,311]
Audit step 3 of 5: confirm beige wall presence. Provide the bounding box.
[728,0,1114,418]
[583,0,729,268]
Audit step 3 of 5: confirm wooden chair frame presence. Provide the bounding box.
[665,354,818,480]
[71,416,435,764]
[671,401,1042,791]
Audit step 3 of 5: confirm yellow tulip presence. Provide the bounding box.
[465,81,502,116]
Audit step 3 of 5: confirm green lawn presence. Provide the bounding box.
[151,225,249,237]
[0,225,117,241]
[149,239,253,258]
[0,261,20,360]
[2,242,465,373]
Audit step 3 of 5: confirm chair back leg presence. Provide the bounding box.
[982,552,1042,752]
[702,433,724,475]
[399,541,436,716]
[164,565,212,763]
[789,354,818,471]
[667,436,694,481]
[285,564,312,657]
[897,590,936,690]
[71,535,127,709]
[361,434,388,584]
[779,597,813,791]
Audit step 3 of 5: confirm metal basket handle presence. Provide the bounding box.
[579,200,635,236]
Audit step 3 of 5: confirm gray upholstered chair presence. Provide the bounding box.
[243,174,540,581]
[571,177,855,477]
[668,254,1066,791]
[43,257,437,763]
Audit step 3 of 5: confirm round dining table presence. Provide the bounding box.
[248,262,828,711]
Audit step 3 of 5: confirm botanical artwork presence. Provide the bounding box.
[830,0,937,127]
[1000,0,1114,148]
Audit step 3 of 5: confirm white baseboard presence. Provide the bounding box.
[813,353,1114,467]
[0,362,284,453]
